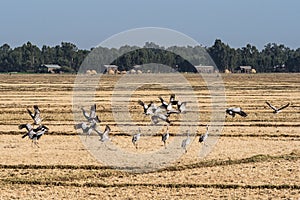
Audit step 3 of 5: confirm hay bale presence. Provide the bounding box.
[108,69,115,75]
[130,69,136,74]
[86,70,92,75]
[91,70,97,75]
[224,69,231,73]
[137,70,143,74]
[121,71,127,74]
[251,69,257,73]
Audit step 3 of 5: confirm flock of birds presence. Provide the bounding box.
[19,95,291,151]
[74,104,111,142]
[137,94,187,125]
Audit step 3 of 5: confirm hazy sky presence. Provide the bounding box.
[1,0,299,50]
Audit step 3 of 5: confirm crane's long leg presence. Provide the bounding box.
[33,140,40,148]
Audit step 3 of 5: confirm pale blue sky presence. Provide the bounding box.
[1,0,299,50]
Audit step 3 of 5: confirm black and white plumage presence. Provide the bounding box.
[158,96,168,110]
[19,123,34,138]
[132,128,141,149]
[177,101,187,113]
[74,122,96,138]
[29,126,48,147]
[81,104,101,123]
[159,94,187,115]
[181,130,191,153]
[95,125,111,142]
[166,101,187,115]
[19,123,48,147]
[27,105,42,125]
[199,125,209,145]
[158,97,173,111]
[169,94,179,105]
[226,107,247,117]
[161,125,169,148]
[266,101,290,114]
[151,113,171,125]
[138,100,159,115]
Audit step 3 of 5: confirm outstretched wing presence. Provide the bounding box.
[90,104,97,118]
[93,115,101,123]
[100,125,111,142]
[27,109,34,119]
[169,94,178,105]
[81,108,90,120]
[19,123,32,132]
[169,94,175,102]
[266,101,277,111]
[159,97,168,107]
[35,129,47,140]
[33,105,40,115]
[103,125,111,135]
[74,122,86,130]
[278,103,290,111]
[138,100,148,114]
[178,102,187,112]
[238,110,247,117]
[138,100,145,107]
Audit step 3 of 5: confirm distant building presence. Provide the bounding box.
[234,66,252,73]
[194,65,215,73]
[40,64,61,73]
[103,65,119,74]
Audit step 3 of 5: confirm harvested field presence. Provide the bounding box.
[0,73,299,199]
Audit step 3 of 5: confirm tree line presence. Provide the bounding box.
[0,40,299,73]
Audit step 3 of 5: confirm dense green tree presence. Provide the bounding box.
[0,40,299,73]
[286,48,300,72]
[0,44,12,72]
[207,39,233,71]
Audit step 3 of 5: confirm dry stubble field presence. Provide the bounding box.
[0,73,299,199]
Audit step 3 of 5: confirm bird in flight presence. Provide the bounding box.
[95,125,111,142]
[265,101,290,114]
[81,104,101,123]
[27,105,42,125]
[19,123,49,147]
[151,113,171,125]
[74,122,97,139]
[226,107,247,117]
[138,100,160,115]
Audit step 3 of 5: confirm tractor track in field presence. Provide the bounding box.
[1,178,299,190]
[0,152,298,172]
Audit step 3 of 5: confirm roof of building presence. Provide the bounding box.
[239,66,252,69]
[104,64,118,68]
[42,64,61,69]
[194,65,215,69]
